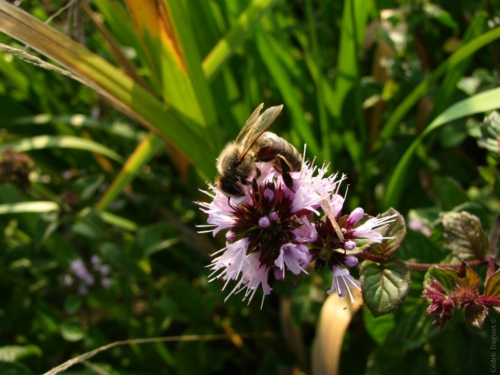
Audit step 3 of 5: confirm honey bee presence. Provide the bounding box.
[215,103,302,198]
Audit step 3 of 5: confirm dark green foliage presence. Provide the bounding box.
[0,0,499,374]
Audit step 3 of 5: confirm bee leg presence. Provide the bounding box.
[277,155,294,190]
[252,167,261,202]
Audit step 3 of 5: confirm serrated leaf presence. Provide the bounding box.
[465,301,488,329]
[485,269,500,297]
[456,260,480,289]
[424,266,457,293]
[369,208,406,259]
[478,111,500,160]
[443,211,489,259]
[360,257,411,317]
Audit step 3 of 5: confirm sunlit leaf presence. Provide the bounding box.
[360,257,411,317]
[443,212,489,259]
[485,269,500,298]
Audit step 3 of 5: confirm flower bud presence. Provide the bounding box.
[347,207,364,225]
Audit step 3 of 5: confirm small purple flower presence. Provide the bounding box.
[327,265,362,308]
[64,257,113,295]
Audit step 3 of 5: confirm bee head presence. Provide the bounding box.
[215,175,245,198]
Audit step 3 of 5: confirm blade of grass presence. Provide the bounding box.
[255,29,320,156]
[0,201,58,214]
[331,0,373,120]
[384,86,500,209]
[305,0,330,163]
[125,0,219,154]
[377,25,500,149]
[8,114,146,142]
[202,0,277,83]
[95,133,164,212]
[0,135,124,163]
[0,0,215,178]
[431,12,488,118]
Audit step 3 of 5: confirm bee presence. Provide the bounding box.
[215,103,302,198]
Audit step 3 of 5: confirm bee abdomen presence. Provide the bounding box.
[254,132,302,171]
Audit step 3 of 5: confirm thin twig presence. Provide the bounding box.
[44,0,77,25]
[405,258,492,271]
[43,332,277,375]
[0,43,87,86]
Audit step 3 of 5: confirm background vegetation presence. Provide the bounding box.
[0,0,499,374]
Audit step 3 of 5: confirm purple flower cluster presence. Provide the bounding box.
[197,158,395,306]
[62,256,112,295]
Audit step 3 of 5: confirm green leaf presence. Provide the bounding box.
[0,201,58,215]
[432,177,469,211]
[384,303,441,353]
[442,211,489,259]
[485,269,500,298]
[369,208,406,259]
[0,362,34,375]
[360,257,411,317]
[363,307,395,345]
[96,211,138,232]
[60,318,86,342]
[398,230,445,264]
[64,295,83,314]
[423,267,457,293]
[423,3,459,33]
[0,345,41,362]
[384,77,500,209]
[0,135,124,163]
[456,260,480,289]
[478,111,500,160]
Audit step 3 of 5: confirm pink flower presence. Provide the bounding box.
[327,265,362,308]
[197,159,343,304]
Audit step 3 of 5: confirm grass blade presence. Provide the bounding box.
[378,25,500,149]
[0,135,124,162]
[0,201,58,214]
[95,133,164,212]
[0,0,215,178]
[202,0,277,83]
[384,86,500,209]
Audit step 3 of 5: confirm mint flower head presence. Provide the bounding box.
[197,159,345,306]
[197,150,398,307]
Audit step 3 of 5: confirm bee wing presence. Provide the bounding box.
[239,104,284,159]
[235,103,264,143]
